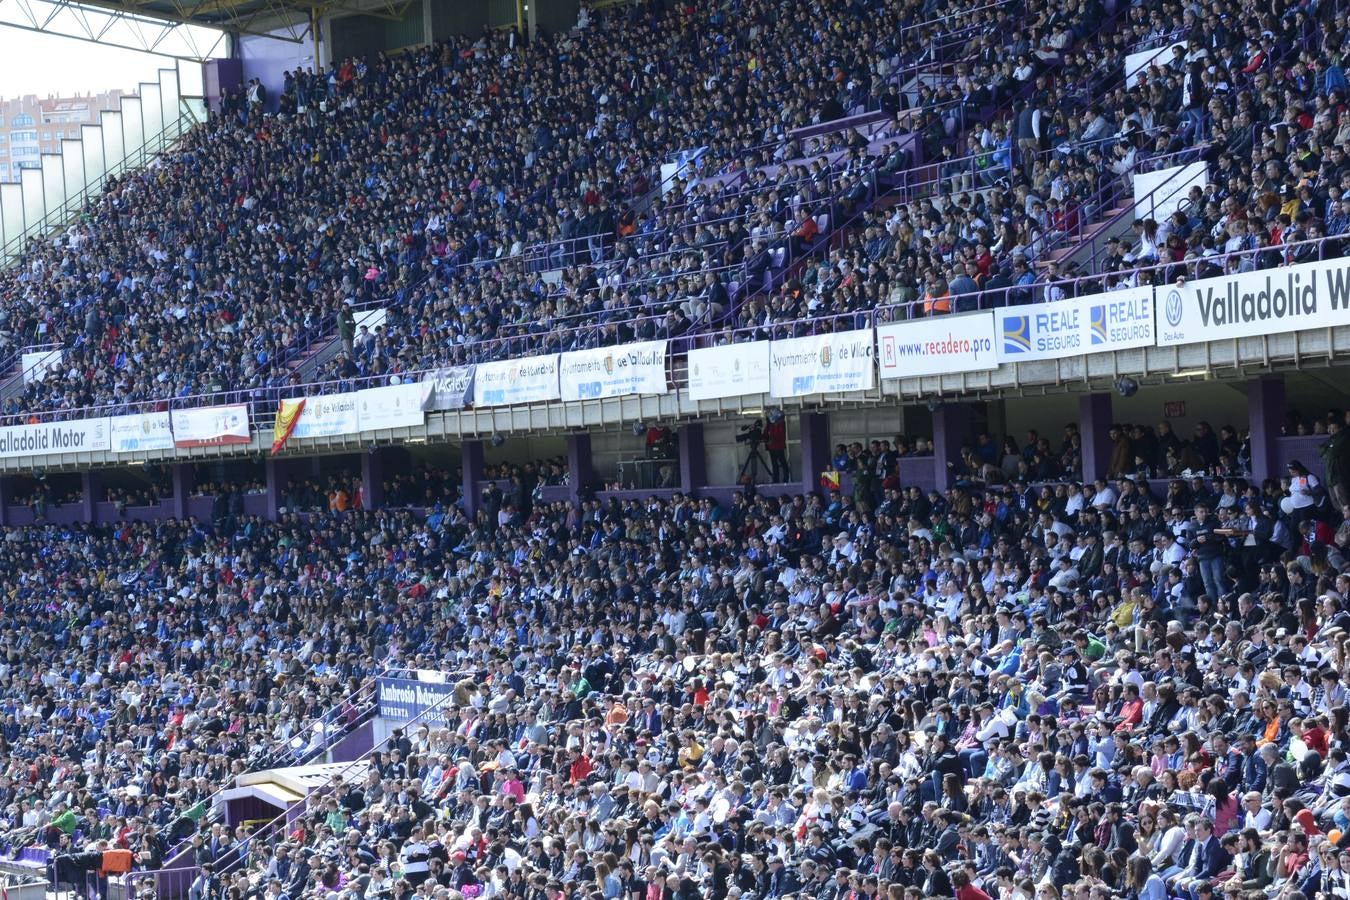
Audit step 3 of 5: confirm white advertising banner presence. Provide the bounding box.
[995,287,1155,362]
[21,348,63,384]
[291,393,361,440]
[1134,161,1208,221]
[687,342,771,400]
[110,412,174,453]
[473,355,561,407]
[768,328,875,398]
[355,382,432,431]
[0,417,110,459]
[559,340,668,401]
[171,405,251,448]
[1125,41,1186,88]
[1154,257,1350,346]
[877,313,997,379]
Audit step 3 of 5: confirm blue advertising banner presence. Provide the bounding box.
[376,677,455,726]
[994,286,1154,362]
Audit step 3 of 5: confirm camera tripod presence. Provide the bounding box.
[739,442,770,485]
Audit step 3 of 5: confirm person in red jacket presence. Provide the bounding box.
[567,746,592,784]
[764,412,789,483]
[952,868,992,900]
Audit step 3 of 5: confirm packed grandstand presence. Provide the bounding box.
[2,0,1350,899]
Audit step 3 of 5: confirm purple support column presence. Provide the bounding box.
[461,440,484,519]
[932,404,963,492]
[1079,393,1113,484]
[1248,375,1286,482]
[0,477,11,526]
[81,471,103,524]
[361,450,385,511]
[264,458,287,520]
[171,464,194,520]
[799,412,829,495]
[679,424,706,493]
[566,433,593,504]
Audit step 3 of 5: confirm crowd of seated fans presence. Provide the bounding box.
[2,412,1339,900]
[5,4,1350,899]
[0,0,1344,417]
[0,0,1022,420]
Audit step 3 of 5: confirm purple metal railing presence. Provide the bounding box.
[3,231,1343,434]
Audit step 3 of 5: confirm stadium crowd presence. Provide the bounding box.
[0,0,1011,420]
[2,0,1350,897]
[0,411,1341,900]
[0,0,1338,414]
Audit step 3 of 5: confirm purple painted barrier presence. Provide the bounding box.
[595,488,679,503]
[899,456,938,493]
[1274,436,1327,481]
[787,110,889,142]
[241,493,267,517]
[186,496,215,519]
[328,720,375,762]
[537,485,571,504]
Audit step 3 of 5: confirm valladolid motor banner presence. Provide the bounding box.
[768,329,875,398]
[1154,256,1350,346]
[0,418,111,459]
[558,340,668,401]
[687,342,772,400]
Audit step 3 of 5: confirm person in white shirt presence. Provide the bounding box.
[1092,479,1118,509]
[1241,792,1272,831]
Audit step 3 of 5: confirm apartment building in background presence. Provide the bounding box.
[0,91,124,183]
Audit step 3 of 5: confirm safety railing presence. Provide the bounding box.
[0,107,203,265]
[1023,13,1307,267]
[9,665,389,891]
[1,230,1343,434]
[109,670,472,900]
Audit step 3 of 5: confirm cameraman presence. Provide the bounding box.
[764,412,788,482]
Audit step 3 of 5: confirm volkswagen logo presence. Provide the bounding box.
[1165,289,1183,328]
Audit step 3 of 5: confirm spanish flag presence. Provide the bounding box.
[819,469,841,492]
[271,398,305,454]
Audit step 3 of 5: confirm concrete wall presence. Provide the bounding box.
[1003,381,1252,447]
[532,0,579,36]
[429,0,490,39]
[240,28,318,107]
[330,0,427,60]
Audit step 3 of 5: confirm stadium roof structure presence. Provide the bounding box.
[0,0,411,61]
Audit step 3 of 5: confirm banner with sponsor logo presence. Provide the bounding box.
[376,677,455,726]
[687,342,771,400]
[356,382,432,431]
[291,392,361,441]
[0,418,110,459]
[995,288,1154,362]
[768,328,875,398]
[1154,257,1350,346]
[171,405,251,448]
[877,313,997,379]
[559,340,668,401]
[473,354,560,407]
[424,366,475,411]
[109,412,174,453]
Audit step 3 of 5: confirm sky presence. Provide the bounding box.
[0,8,225,98]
